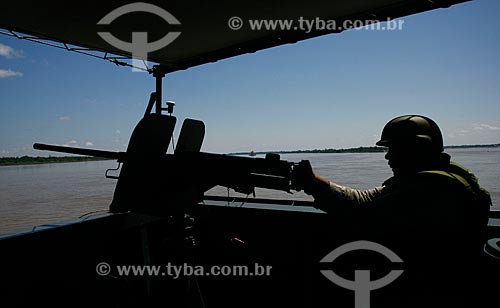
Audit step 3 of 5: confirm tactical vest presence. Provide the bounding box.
[419,161,492,225]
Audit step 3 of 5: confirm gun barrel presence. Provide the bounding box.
[33,143,125,161]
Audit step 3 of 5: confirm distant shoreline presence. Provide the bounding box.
[0,156,111,166]
[230,143,500,156]
[444,143,500,149]
[1,143,498,166]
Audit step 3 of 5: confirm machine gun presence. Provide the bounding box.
[34,114,303,216]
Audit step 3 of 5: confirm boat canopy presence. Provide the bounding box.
[0,0,469,73]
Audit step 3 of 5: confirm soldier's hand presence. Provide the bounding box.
[291,160,316,194]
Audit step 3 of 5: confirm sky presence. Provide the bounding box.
[0,0,499,157]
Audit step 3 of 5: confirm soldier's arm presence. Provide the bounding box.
[293,160,384,213]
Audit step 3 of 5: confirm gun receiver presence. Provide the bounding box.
[175,151,295,194]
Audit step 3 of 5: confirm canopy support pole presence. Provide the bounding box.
[152,65,167,114]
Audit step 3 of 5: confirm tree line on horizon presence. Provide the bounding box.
[1,143,498,165]
[231,142,500,156]
[0,156,109,166]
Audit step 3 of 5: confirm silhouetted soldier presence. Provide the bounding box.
[293,115,491,307]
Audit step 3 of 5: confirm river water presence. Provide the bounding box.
[0,148,498,235]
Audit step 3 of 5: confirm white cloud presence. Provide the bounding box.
[0,43,23,58]
[0,69,23,78]
[59,116,71,121]
[473,123,500,131]
[64,140,78,147]
[446,129,469,138]
[85,141,94,147]
[115,129,121,134]
[446,123,500,145]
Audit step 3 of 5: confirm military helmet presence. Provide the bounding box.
[376,115,444,153]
